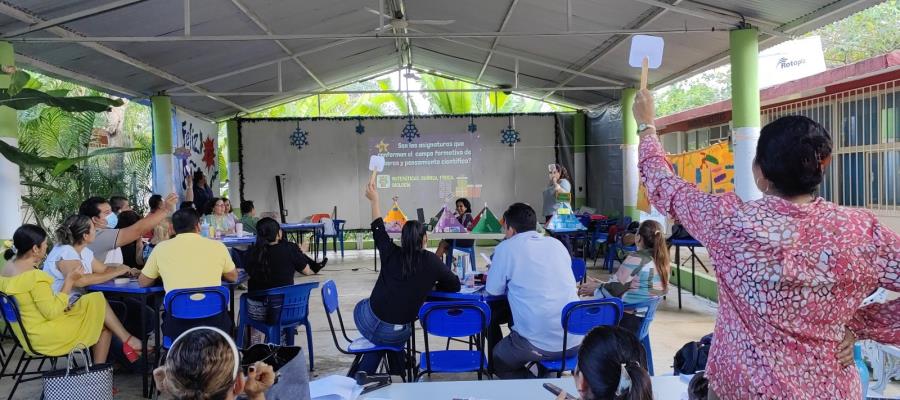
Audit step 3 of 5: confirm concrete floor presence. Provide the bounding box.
[0,247,894,399]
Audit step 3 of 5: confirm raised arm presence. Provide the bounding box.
[117,193,179,247]
[847,220,900,344]
[634,89,740,245]
[365,178,398,258]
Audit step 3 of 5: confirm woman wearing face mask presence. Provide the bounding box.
[0,224,143,363]
[154,327,276,400]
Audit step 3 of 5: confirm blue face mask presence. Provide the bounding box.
[105,212,118,229]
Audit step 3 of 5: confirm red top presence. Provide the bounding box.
[639,133,900,398]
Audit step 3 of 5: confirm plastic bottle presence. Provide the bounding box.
[200,221,210,238]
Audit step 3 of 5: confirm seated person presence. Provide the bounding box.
[79,194,178,264]
[43,215,135,296]
[154,327,275,400]
[434,197,475,260]
[109,195,131,214]
[353,178,461,374]
[666,218,695,245]
[139,208,238,338]
[486,203,581,379]
[240,200,260,235]
[244,217,327,292]
[555,326,653,400]
[579,220,669,334]
[3,224,143,363]
[203,198,237,236]
[115,210,146,269]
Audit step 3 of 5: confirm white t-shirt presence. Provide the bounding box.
[486,231,581,352]
[104,247,123,265]
[43,244,94,294]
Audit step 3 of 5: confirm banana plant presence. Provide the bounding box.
[0,68,123,112]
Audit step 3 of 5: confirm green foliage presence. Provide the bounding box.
[655,71,729,117]
[811,0,900,67]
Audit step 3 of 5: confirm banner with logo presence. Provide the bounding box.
[638,141,734,212]
[758,36,827,89]
[173,110,219,198]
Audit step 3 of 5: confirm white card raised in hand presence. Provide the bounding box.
[628,35,665,69]
[368,155,385,172]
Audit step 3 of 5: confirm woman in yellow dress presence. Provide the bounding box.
[0,224,142,363]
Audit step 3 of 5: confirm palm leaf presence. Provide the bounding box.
[0,88,123,112]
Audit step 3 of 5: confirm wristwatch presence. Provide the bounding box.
[638,123,656,133]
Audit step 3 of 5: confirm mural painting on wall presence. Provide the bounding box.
[173,110,219,197]
[638,141,734,212]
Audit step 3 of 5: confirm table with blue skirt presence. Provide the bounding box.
[670,238,708,309]
[544,227,589,257]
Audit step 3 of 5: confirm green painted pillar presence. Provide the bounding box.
[621,88,639,220]
[151,95,174,194]
[573,111,586,208]
[730,27,763,201]
[225,120,239,201]
[0,41,21,241]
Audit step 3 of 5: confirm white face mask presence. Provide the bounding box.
[105,212,118,229]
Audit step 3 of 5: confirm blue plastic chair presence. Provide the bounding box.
[0,292,61,400]
[237,282,319,370]
[854,343,868,400]
[317,219,346,257]
[571,258,586,283]
[162,286,230,349]
[417,301,491,381]
[540,298,623,377]
[321,280,407,377]
[624,297,661,375]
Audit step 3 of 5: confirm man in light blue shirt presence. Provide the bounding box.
[486,203,581,379]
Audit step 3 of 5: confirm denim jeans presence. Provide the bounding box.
[352,298,411,375]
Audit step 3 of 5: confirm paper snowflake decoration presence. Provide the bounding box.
[467,116,477,133]
[401,116,419,143]
[290,124,309,150]
[500,125,520,147]
[356,119,365,135]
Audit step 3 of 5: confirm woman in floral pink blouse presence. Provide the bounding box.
[633,89,899,399]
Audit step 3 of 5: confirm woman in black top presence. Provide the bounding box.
[352,178,460,374]
[244,217,327,293]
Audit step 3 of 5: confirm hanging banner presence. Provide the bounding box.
[638,141,734,212]
[173,110,219,198]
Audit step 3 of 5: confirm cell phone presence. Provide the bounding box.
[543,383,578,399]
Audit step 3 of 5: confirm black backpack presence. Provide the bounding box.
[674,333,713,375]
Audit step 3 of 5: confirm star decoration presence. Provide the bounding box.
[202,137,216,168]
[356,119,365,135]
[500,125,520,147]
[290,125,309,150]
[376,139,390,153]
[401,117,419,143]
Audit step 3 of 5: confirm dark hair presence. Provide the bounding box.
[248,218,281,283]
[109,195,129,213]
[755,115,832,197]
[222,197,232,214]
[502,203,536,234]
[204,198,222,216]
[240,200,255,215]
[149,194,163,211]
[552,164,571,181]
[4,224,47,261]
[399,220,427,279]
[637,220,669,288]
[158,328,237,400]
[172,208,200,234]
[116,210,142,229]
[192,170,205,186]
[577,326,653,400]
[179,201,195,210]
[455,198,472,214]
[79,196,108,218]
[56,214,93,246]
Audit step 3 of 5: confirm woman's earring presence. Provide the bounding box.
[755,177,770,194]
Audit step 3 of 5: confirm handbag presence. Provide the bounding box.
[43,345,114,400]
[241,344,310,400]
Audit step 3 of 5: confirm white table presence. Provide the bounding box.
[387,232,506,240]
[360,376,688,400]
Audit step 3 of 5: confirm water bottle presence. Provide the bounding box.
[456,255,467,282]
[200,221,210,238]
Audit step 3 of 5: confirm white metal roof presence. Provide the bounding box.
[0,0,883,120]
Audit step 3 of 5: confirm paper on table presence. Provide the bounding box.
[459,285,485,294]
[310,375,363,400]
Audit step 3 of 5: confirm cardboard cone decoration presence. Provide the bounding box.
[434,204,467,233]
[546,202,586,231]
[383,196,408,232]
[472,206,502,233]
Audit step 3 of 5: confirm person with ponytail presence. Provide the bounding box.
[580,220,669,334]
[244,217,327,293]
[1,224,144,364]
[633,89,899,398]
[352,177,460,374]
[555,326,653,400]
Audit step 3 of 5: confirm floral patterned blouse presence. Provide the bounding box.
[639,134,899,399]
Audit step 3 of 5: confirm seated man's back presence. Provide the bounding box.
[141,232,235,292]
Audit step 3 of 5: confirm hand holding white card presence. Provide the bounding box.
[628,35,665,90]
[368,155,385,172]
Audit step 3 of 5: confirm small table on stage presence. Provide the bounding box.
[671,239,708,309]
[383,232,505,271]
[87,281,164,398]
[545,227,589,257]
[360,376,688,399]
[281,222,325,261]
